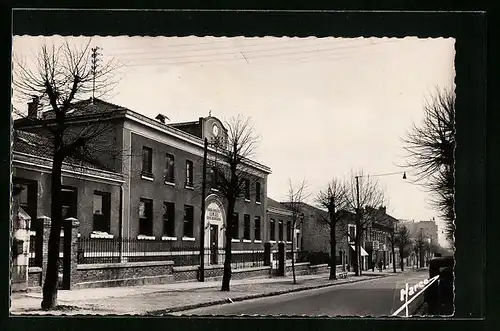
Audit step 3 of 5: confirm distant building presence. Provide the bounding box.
[297,203,399,271]
[400,219,439,246]
[266,198,299,251]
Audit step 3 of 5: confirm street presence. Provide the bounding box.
[174,270,428,317]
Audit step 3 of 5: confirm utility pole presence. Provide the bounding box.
[355,176,361,276]
[91,46,101,101]
[198,138,208,282]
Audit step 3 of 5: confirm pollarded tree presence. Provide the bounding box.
[12,39,122,309]
[316,178,349,280]
[402,88,455,246]
[396,225,411,271]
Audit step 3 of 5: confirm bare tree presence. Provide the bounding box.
[402,88,455,246]
[12,39,121,309]
[345,171,385,276]
[206,115,261,292]
[413,230,430,268]
[387,223,398,273]
[316,178,349,280]
[285,178,309,284]
[395,225,411,272]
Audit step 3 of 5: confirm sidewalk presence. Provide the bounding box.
[10,271,393,315]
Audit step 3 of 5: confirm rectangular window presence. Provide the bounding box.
[243,214,251,240]
[163,202,175,237]
[165,153,175,183]
[209,167,219,190]
[244,179,250,200]
[254,216,261,241]
[270,219,276,241]
[278,220,284,241]
[255,182,261,203]
[142,146,153,176]
[19,183,29,211]
[183,205,194,237]
[231,212,239,239]
[93,191,111,233]
[348,224,356,243]
[287,221,292,242]
[61,186,77,219]
[139,198,153,236]
[185,160,193,187]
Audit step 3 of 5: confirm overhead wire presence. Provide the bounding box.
[117,39,403,67]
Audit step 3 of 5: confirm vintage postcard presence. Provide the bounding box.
[10,26,456,317]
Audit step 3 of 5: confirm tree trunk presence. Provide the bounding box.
[41,152,63,310]
[400,253,404,272]
[291,220,296,284]
[329,221,337,280]
[391,242,396,273]
[221,199,235,292]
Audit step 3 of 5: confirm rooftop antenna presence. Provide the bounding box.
[91,46,102,103]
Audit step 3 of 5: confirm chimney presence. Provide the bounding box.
[155,113,169,124]
[27,96,39,119]
[379,206,386,214]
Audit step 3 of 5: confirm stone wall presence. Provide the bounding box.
[282,262,311,276]
[173,265,271,282]
[74,260,174,289]
[28,267,42,288]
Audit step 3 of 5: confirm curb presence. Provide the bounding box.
[145,274,386,316]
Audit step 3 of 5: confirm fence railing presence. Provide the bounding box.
[76,237,266,269]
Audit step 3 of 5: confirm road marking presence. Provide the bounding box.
[392,275,439,317]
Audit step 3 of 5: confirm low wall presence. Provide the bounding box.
[308,264,347,275]
[28,267,42,289]
[74,260,174,289]
[173,265,271,282]
[308,264,329,274]
[282,262,311,276]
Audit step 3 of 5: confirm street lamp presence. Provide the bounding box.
[353,171,407,275]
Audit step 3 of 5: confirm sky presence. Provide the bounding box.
[12,36,456,247]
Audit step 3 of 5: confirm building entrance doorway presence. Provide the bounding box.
[210,224,218,265]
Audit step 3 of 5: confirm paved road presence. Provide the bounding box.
[175,271,428,317]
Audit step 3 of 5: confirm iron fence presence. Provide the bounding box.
[76,237,265,268]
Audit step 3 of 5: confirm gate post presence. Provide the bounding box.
[278,242,285,276]
[264,242,271,267]
[39,216,51,286]
[62,217,80,290]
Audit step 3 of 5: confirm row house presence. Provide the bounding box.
[299,202,399,271]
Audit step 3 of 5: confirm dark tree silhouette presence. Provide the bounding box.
[205,115,261,292]
[316,178,349,280]
[12,39,122,309]
[387,223,398,273]
[395,225,411,271]
[402,88,455,246]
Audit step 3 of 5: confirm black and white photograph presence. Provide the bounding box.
[9,23,461,318]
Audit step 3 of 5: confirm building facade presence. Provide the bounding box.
[298,203,399,271]
[13,98,272,260]
[266,198,300,251]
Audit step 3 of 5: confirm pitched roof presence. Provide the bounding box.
[12,129,114,172]
[39,98,129,120]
